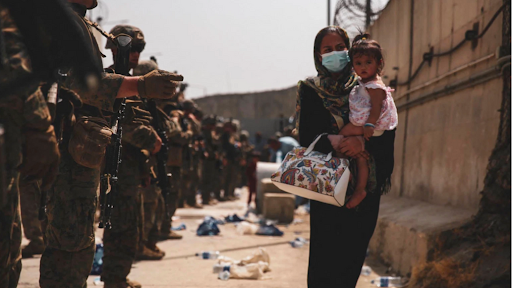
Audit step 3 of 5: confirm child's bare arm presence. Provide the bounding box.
[364,88,386,140]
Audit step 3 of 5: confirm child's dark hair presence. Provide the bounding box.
[349,33,385,74]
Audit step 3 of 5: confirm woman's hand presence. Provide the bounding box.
[339,136,365,157]
[327,134,345,151]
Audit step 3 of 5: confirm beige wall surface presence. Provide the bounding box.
[369,0,504,210]
[194,86,297,138]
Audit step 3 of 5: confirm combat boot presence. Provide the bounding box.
[135,245,164,261]
[159,230,183,240]
[147,243,165,256]
[104,279,141,288]
[21,238,45,258]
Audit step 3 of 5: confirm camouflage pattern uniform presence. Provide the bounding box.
[221,120,240,200]
[160,104,192,239]
[132,60,167,259]
[200,115,217,204]
[239,131,254,189]
[19,178,44,257]
[0,5,56,287]
[180,100,201,207]
[101,25,157,286]
[101,99,159,285]
[39,4,126,288]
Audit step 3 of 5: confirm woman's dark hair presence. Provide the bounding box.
[313,26,351,56]
[349,33,385,74]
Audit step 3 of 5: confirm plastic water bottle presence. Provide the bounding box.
[361,265,372,276]
[196,251,220,259]
[290,240,304,248]
[218,270,230,281]
[213,264,231,274]
[371,276,403,287]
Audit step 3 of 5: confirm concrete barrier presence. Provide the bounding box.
[263,193,295,224]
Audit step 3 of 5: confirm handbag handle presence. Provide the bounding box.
[304,133,328,155]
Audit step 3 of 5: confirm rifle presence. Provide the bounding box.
[38,70,68,220]
[98,33,131,229]
[146,101,173,217]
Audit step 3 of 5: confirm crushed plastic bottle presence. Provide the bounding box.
[371,276,404,287]
[213,264,231,274]
[361,265,372,276]
[196,251,220,259]
[290,237,309,248]
[218,270,230,281]
[171,223,186,231]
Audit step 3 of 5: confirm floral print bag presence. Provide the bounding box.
[271,134,350,207]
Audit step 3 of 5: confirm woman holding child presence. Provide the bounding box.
[296,26,396,287]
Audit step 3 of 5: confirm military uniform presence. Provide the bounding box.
[100,25,158,287]
[0,5,57,287]
[19,178,44,257]
[160,105,192,239]
[179,100,201,207]
[199,116,217,204]
[39,5,126,288]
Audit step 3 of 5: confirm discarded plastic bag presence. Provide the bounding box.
[230,261,268,280]
[90,243,103,275]
[225,214,244,223]
[256,224,284,236]
[240,247,271,269]
[197,216,220,236]
[236,221,259,235]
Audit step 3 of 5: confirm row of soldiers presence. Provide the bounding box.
[0,0,216,287]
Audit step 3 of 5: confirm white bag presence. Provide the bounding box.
[271,134,350,207]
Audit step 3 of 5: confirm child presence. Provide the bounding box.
[340,34,398,209]
[246,150,261,207]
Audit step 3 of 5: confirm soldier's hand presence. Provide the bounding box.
[126,106,152,126]
[138,70,184,99]
[20,126,60,191]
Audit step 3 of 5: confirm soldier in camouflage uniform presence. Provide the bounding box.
[0,5,61,287]
[19,179,45,258]
[200,115,218,205]
[179,99,202,208]
[132,59,169,260]
[40,2,183,288]
[221,119,240,200]
[160,103,193,240]
[100,25,166,287]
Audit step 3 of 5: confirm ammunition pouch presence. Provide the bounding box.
[68,116,112,169]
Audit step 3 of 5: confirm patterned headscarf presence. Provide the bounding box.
[296,26,357,134]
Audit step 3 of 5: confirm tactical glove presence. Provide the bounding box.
[21,125,60,191]
[126,106,153,126]
[137,70,184,99]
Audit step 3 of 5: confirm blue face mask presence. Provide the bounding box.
[321,50,350,73]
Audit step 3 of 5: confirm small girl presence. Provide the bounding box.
[340,34,398,209]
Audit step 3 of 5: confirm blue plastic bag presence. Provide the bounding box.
[90,243,104,275]
[196,216,221,236]
[256,224,284,236]
[225,214,244,223]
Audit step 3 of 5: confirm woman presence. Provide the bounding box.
[296,26,395,287]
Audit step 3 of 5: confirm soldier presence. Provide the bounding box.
[199,115,217,205]
[212,121,224,201]
[0,3,63,287]
[18,179,44,258]
[221,119,239,201]
[100,25,168,286]
[131,59,169,260]
[160,103,192,240]
[179,99,202,208]
[39,2,183,288]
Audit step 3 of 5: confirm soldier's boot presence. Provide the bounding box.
[104,279,141,288]
[135,245,164,261]
[146,242,165,256]
[21,237,45,258]
[159,230,183,240]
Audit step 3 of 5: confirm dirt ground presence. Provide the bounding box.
[18,188,387,288]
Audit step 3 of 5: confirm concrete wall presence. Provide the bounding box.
[369,0,504,211]
[194,86,297,138]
